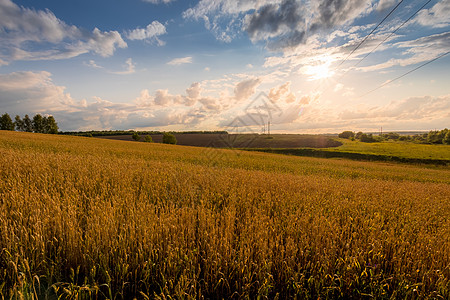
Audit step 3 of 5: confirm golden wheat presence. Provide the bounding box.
[0,131,449,299]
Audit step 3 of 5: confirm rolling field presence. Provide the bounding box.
[248,139,450,165]
[332,139,450,161]
[98,133,341,148]
[1,131,449,299]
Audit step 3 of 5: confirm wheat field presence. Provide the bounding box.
[0,131,449,299]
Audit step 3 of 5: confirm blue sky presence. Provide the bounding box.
[0,0,449,132]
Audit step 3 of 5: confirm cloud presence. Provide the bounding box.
[376,0,398,11]
[414,0,450,28]
[0,71,75,114]
[0,70,212,131]
[126,21,167,45]
[184,0,373,49]
[268,81,296,103]
[0,0,126,62]
[186,82,201,99]
[309,0,372,31]
[134,82,204,108]
[339,95,450,122]
[167,56,193,65]
[334,83,344,92]
[1,70,449,132]
[154,89,173,106]
[84,60,103,69]
[111,58,136,75]
[241,0,327,49]
[244,0,304,42]
[142,0,175,4]
[234,78,262,101]
[357,32,450,72]
[183,0,280,43]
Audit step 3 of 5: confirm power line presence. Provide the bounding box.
[312,0,406,96]
[336,0,433,82]
[358,51,450,99]
[337,0,405,68]
[352,0,433,70]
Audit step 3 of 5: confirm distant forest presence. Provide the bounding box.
[338,129,450,145]
[59,130,228,137]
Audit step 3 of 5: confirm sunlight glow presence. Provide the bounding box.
[303,63,334,80]
[301,55,335,81]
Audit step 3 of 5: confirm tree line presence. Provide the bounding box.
[59,130,227,137]
[0,113,58,134]
[338,129,450,144]
[132,132,177,144]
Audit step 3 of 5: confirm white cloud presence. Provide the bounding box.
[167,56,193,65]
[111,58,136,75]
[126,21,167,45]
[376,0,398,11]
[0,0,126,62]
[414,0,450,28]
[334,83,344,92]
[1,70,448,132]
[340,95,450,122]
[0,71,75,114]
[268,81,296,103]
[0,70,209,130]
[142,0,175,4]
[84,60,103,69]
[186,82,201,99]
[357,32,450,72]
[234,77,262,101]
[183,0,279,43]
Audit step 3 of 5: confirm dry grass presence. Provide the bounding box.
[0,131,449,299]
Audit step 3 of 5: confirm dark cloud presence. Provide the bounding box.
[310,0,368,31]
[245,0,303,40]
[244,0,371,49]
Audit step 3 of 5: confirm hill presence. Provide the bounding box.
[98,133,342,148]
[1,131,449,299]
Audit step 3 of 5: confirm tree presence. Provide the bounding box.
[355,131,363,139]
[338,131,354,139]
[0,113,15,130]
[385,132,400,140]
[162,132,177,144]
[32,114,44,133]
[44,115,59,134]
[14,115,25,131]
[23,115,33,132]
[360,133,376,143]
[443,131,450,145]
[132,132,141,141]
[144,135,153,143]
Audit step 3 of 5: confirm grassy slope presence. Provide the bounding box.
[1,131,449,299]
[247,138,450,165]
[331,138,450,160]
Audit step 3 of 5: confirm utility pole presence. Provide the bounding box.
[268,120,271,136]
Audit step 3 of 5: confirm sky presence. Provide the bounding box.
[0,0,449,133]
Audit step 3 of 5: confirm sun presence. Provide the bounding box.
[301,56,335,81]
[309,64,334,80]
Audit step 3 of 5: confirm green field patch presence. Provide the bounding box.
[245,139,450,165]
